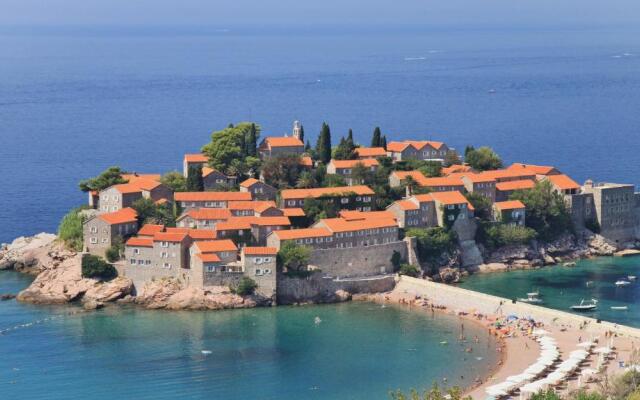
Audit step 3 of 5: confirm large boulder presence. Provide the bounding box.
[83,277,134,303]
[0,233,58,273]
[439,267,461,283]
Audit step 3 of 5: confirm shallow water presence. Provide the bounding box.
[459,256,640,327]
[0,270,498,399]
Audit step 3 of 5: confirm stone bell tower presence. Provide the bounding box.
[292,120,302,140]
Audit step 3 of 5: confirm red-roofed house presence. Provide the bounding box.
[258,136,304,159]
[239,178,277,201]
[386,140,454,162]
[174,191,252,209]
[354,147,387,159]
[176,208,232,229]
[493,200,526,226]
[326,159,379,185]
[99,179,172,213]
[83,207,139,257]
[280,185,375,211]
[430,191,474,227]
[386,194,437,228]
[183,153,209,177]
[545,174,581,195]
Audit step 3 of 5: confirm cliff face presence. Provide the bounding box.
[2,233,263,311]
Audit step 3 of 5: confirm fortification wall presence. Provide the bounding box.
[396,276,640,339]
[203,271,244,288]
[309,241,407,278]
[121,264,191,293]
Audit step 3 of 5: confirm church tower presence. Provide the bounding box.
[292,120,302,140]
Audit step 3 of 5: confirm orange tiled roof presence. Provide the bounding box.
[299,156,313,167]
[330,159,379,169]
[442,165,472,175]
[494,200,526,211]
[193,240,237,253]
[546,174,580,191]
[318,217,397,233]
[126,237,154,247]
[122,173,162,183]
[153,231,189,242]
[138,224,165,236]
[183,208,232,220]
[281,208,306,217]
[271,228,332,240]
[459,173,496,184]
[184,153,208,163]
[174,192,252,202]
[244,247,278,255]
[339,210,396,220]
[394,200,420,211]
[251,216,291,226]
[477,169,535,181]
[264,136,304,148]
[228,201,277,211]
[508,163,559,176]
[355,147,387,157]
[215,218,253,231]
[280,185,374,200]
[165,228,216,240]
[412,193,435,203]
[387,140,445,152]
[97,207,138,225]
[495,179,536,191]
[194,253,221,262]
[430,191,472,206]
[202,166,222,177]
[391,170,429,185]
[420,176,464,187]
[239,178,260,188]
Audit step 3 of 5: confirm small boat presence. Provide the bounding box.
[628,276,637,281]
[586,281,594,287]
[440,341,449,345]
[563,262,576,267]
[314,316,322,325]
[615,280,632,287]
[518,293,544,304]
[527,290,540,297]
[611,306,629,311]
[201,350,212,355]
[570,299,598,312]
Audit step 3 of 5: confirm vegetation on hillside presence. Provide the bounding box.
[277,242,311,273]
[234,277,258,296]
[201,122,262,178]
[464,146,502,171]
[132,198,176,227]
[81,254,117,279]
[78,166,127,192]
[161,171,187,192]
[57,206,89,251]
[405,227,456,264]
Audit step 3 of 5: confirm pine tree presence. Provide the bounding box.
[380,135,387,150]
[347,129,354,145]
[316,122,332,164]
[305,139,311,152]
[247,123,257,157]
[187,165,204,191]
[371,127,382,147]
[299,125,305,143]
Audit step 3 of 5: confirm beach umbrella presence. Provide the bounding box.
[532,329,550,336]
[594,346,612,354]
[569,350,589,359]
[577,341,595,348]
[581,368,598,376]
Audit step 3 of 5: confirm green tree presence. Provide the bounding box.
[390,383,470,400]
[323,174,347,187]
[465,192,493,221]
[406,227,456,264]
[57,206,88,251]
[78,166,127,192]
[350,162,371,185]
[186,165,204,191]
[464,146,503,171]
[277,241,311,272]
[81,254,117,279]
[296,170,315,188]
[235,277,258,296]
[529,389,561,400]
[418,161,442,178]
[510,180,573,241]
[371,126,382,147]
[477,222,537,250]
[399,264,421,277]
[202,122,261,174]
[298,124,305,143]
[380,135,387,150]
[105,236,125,263]
[132,198,176,226]
[305,139,312,152]
[161,171,187,192]
[443,150,462,167]
[316,122,332,164]
[247,123,258,157]
[261,154,304,189]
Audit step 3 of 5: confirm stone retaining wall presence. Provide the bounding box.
[396,276,640,339]
[309,241,408,278]
[203,271,244,288]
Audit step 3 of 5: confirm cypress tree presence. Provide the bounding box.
[187,165,204,191]
[316,122,332,164]
[347,129,354,144]
[248,123,257,157]
[305,139,311,152]
[299,125,305,143]
[371,127,382,147]
[380,135,387,150]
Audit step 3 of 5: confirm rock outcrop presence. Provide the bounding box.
[1,233,58,274]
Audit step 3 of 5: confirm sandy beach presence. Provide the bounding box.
[357,278,640,399]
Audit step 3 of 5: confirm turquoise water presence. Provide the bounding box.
[0,271,498,399]
[459,256,640,327]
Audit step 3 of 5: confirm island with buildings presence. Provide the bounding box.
[2,120,639,310]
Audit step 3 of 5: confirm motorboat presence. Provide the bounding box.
[518,293,544,304]
[611,306,629,311]
[629,276,637,281]
[527,289,541,297]
[615,280,632,287]
[586,281,594,287]
[570,299,598,312]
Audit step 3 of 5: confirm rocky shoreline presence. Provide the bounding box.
[1,233,265,311]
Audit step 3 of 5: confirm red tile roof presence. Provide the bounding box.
[387,140,445,152]
[239,178,260,188]
[184,153,208,163]
[174,192,252,202]
[281,208,305,217]
[495,179,536,191]
[318,217,398,233]
[330,159,379,169]
[299,156,313,167]
[420,176,464,187]
[393,200,420,211]
[355,147,387,157]
[494,200,526,211]
[412,193,435,203]
[477,169,536,181]
[264,136,304,148]
[391,170,429,186]
[202,166,223,178]
[194,253,221,262]
[122,173,162,183]
[153,232,189,243]
[338,210,396,220]
[126,237,154,247]
[193,240,238,253]
[227,201,277,211]
[508,163,559,176]
[97,207,138,225]
[182,208,232,220]
[138,224,165,236]
[271,228,332,240]
[459,173,496,184]
[430,191,473,207]
[280,185,374,200]
[165,228,216,241]
[442,165,472,175]
[243,247,278,255]
[546,174,580,191]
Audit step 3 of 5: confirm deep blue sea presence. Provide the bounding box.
[0,272,498,399]
[2,25,640,243]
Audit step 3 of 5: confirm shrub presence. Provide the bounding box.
[399,264,421,277]
[105,237,124,263]
[585,218,601,234]
[57,206,88,251]
[277,241,311,272]
[478,222,537,250]
[530,389,561,400]
[406,227,456,263]
[81,255,117,280]
[235,277,258,296]
[391,250,403,271]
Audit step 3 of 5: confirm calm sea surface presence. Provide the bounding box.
[0,271,498,399]
[1,26,640,243]
[459,256,640,327]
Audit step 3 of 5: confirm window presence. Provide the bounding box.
[341,198,349,204]
[255,257,262,263]
[145,260,151,265]
[206,266,216,272]
[356,196,361,201]
[288,200,296,206]
[90,227,97,233]
[137,259,144,265]
[447,205,454,210]
[305,238,313,244]
[101,238,108,243]
[255,269,263,276]
[448,215,455,221]
[264,269,271,274]
[163,263,171,269]
[130,258,136,264]
[161,241,169,247]
[90,237,98,244]
[161,252,168,258]
[263,257,272,263]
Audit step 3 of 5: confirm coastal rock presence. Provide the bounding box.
[438,267,461,283]
[0,233,58,273]
[586,234,617,256]
[83,299,104,310]
[334,289,352,302]
[476,263,509,273]
[83,277,134,303]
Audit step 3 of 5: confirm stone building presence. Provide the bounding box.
[83,207,138,257]
[493,200,526,226]
[326,159,379,185]
[386,194,437,229]
[386,140,454,162]
[98,179,172,213]
[176,208,233,230]
[389,171,465,193]
[430,191,474,227]
[258,136,305,159]
[581,180,638,243]
[202,167,236,190]
[215,216,291,246]
[495,179,535,202]
[354,147,387,159]
[174,191,252,210]
[279,185,375,211]
[241,247,278,300]
[183,153,209,177]
[239,178,277,201]
[460,174,496,203]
